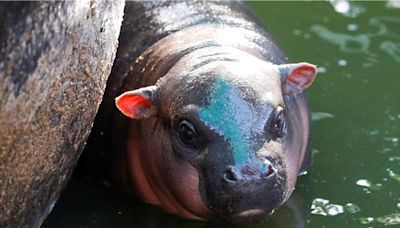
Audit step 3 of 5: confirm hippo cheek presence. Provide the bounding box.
[162,158,211,219]
[277,133,304,201]
[127,121,209,220]
[148,151,209,219]
[282,149,301,201]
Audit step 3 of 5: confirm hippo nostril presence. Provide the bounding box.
[267,165,275,177]
[223,168,238,183]
[261,159,276,178]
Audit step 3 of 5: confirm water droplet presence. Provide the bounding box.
[356,179,370,187]
[330,0,350,14]
[384,137,399,143]
[317,66,327,73]
[389,156,400,162]
[362,188,372,194]
[338,59,348,66]
[311,149,320,159]
[368,128,379,136]
[388,169,400,182]
[359,217,374,224]
[329,0,366,17]
[356,179,383,191]
[312,112,335,121]
[293,29,302,36]
[268,209,275,216]
[382,148,393,153]
[311,198,344,216]
[347,24,358,31]
[299,170,308,176]
[344,203,360,213]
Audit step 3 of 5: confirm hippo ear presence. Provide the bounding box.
[279,62,317,95]
[115,85,157,119]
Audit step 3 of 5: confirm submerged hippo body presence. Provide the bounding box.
[83,1,317,223]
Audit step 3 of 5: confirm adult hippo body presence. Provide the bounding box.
[0,1,125,227]
[83,1,317,223]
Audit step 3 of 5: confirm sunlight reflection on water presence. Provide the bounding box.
[311,16,400,64]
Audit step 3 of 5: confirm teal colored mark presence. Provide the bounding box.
[199,77,250,165]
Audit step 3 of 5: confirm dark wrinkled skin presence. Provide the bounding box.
[82,1,313,224]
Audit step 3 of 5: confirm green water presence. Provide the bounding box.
[44,2,400,227]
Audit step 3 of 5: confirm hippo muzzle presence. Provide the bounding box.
[203,159,287,223]
[197,124,289,223]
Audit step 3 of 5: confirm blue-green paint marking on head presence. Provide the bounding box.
[199,77,251,165]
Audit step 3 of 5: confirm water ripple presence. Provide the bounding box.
[360,212,400,225]
[344,203,361,213]
[356,179,383,191]
[377,213,400,225]
[311,198,344,216]
[310,198,361,217]
[310,16,400,63]
[386,0,400,9]
[387,169,400,182]
[310,25,371,54]
[380,41,400,62]
[312,112,335,121]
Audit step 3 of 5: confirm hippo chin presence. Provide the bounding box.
[83,1,318,224]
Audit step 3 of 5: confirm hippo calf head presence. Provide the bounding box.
[115,48,317,223]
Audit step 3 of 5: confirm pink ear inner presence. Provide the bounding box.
[286,65,317,94]
[116,93,152,119]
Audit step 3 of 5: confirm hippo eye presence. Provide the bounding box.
[272,107,285,139]
[177,120,200,149]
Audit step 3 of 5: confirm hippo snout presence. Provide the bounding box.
[207,160,284,223]
[222,161,276,184]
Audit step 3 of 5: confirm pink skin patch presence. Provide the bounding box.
[115,92,153,119]
[286,64,317,94]
[127,127,209,220]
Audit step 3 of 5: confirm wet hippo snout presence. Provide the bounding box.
[222,160,276,185]
[216,160,280,221]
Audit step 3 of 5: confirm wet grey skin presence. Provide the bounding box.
[82,1,316,224]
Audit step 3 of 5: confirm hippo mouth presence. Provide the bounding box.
[229,208,274,223]
[236,209,265,217]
